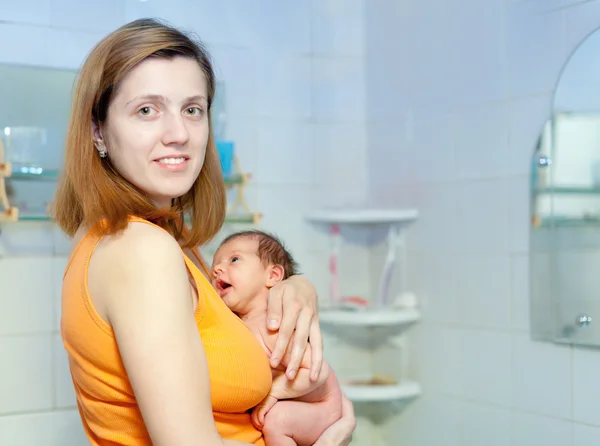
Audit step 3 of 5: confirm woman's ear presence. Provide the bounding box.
[92,121,104,144]
[92,121,108,158]
[266,264,285,288]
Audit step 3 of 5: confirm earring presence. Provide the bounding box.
[99,149,107,158]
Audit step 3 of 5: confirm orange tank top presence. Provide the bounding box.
[60,217,272,445]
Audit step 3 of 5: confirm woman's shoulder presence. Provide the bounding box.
[88,219,192,318]
[92,220,184,278]
[109,220,181,255]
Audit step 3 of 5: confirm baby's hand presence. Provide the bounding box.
[251,394,279,430]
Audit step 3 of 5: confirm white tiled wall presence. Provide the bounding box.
[0,1,369,445]
[365,0,600,444]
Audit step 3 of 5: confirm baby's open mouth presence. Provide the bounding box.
[216,278,232,296]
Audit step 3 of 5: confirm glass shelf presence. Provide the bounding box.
[3,212,260,225]
[9,166,59,180]
[8,166,246,185]
[533,216,600,228]
[534,186,600,195]
[17,214,50,222]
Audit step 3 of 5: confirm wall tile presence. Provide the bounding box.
[311,57,366,122]
[125,0,189,30]
[50,0,126,32]
[454,179,511,254]
[511,333,572,418]
[573,423,600,444]
[507,175,531,254]
[225,0,311,54]
[512,412,573,446]
[0,257,55,335]
[455,328,512,406]
[456,254,511,329]
[0,410,86,446]
[0,222,55,256]
[387,395,461,446]
[408,252,459,324]
[410,323,460,395]
[311,0,365,57]
[255,119,314,185]
[505,2,567,98]
[312,122,367,188]
[408,183,460,253]
[2,0,51,26]
[0,335,53,414]
[408,108,455,184]
[255,51,312,119]
[458,402,511,446]
[53,334,76,408]
[573,346,600,425]
[210,46,258,119]
[511,254,530,331]
[452,104,511,180]
[0,23,104,70]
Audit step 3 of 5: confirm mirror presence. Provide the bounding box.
[530,29,600,346]
[0,64,77,217]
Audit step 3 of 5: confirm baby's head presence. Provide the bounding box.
[211,231,298,315]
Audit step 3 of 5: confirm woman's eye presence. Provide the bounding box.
[138,106,154,116]
[185,107,203,116]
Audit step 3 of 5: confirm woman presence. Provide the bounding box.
[52,18,355,446]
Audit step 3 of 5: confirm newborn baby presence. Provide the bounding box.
[212,230,343,446]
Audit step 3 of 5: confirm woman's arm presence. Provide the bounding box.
[313,395,356,446]
[267,275,323,381]
[92,223,252,446]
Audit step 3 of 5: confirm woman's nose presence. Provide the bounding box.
[162,113,189,146]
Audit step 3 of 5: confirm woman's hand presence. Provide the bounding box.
[312,395,356,446]
[267,275,323,381]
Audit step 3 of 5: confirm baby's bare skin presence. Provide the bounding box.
[244,313,343,446]
[212,236,343,445]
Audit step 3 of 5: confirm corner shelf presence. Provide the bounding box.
[319,306,421,348]
[306,207,422,424]
[342,381,421,404]
[0,153,262,225]
[306,207,418,308]
[306,208,419,225]
[320,308,421,328]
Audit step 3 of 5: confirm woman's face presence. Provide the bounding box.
[100,56,210,208]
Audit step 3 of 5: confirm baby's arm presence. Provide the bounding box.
[252,332,331,429]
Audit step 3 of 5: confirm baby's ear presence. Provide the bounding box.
[266,264,285,288]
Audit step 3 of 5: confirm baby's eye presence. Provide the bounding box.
[231,256,239,263]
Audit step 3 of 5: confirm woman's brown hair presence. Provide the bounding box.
[52,18,226,248]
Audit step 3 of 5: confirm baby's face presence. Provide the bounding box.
[211,238,269,313]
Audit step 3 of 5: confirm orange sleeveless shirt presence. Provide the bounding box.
[60,217,272,445]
